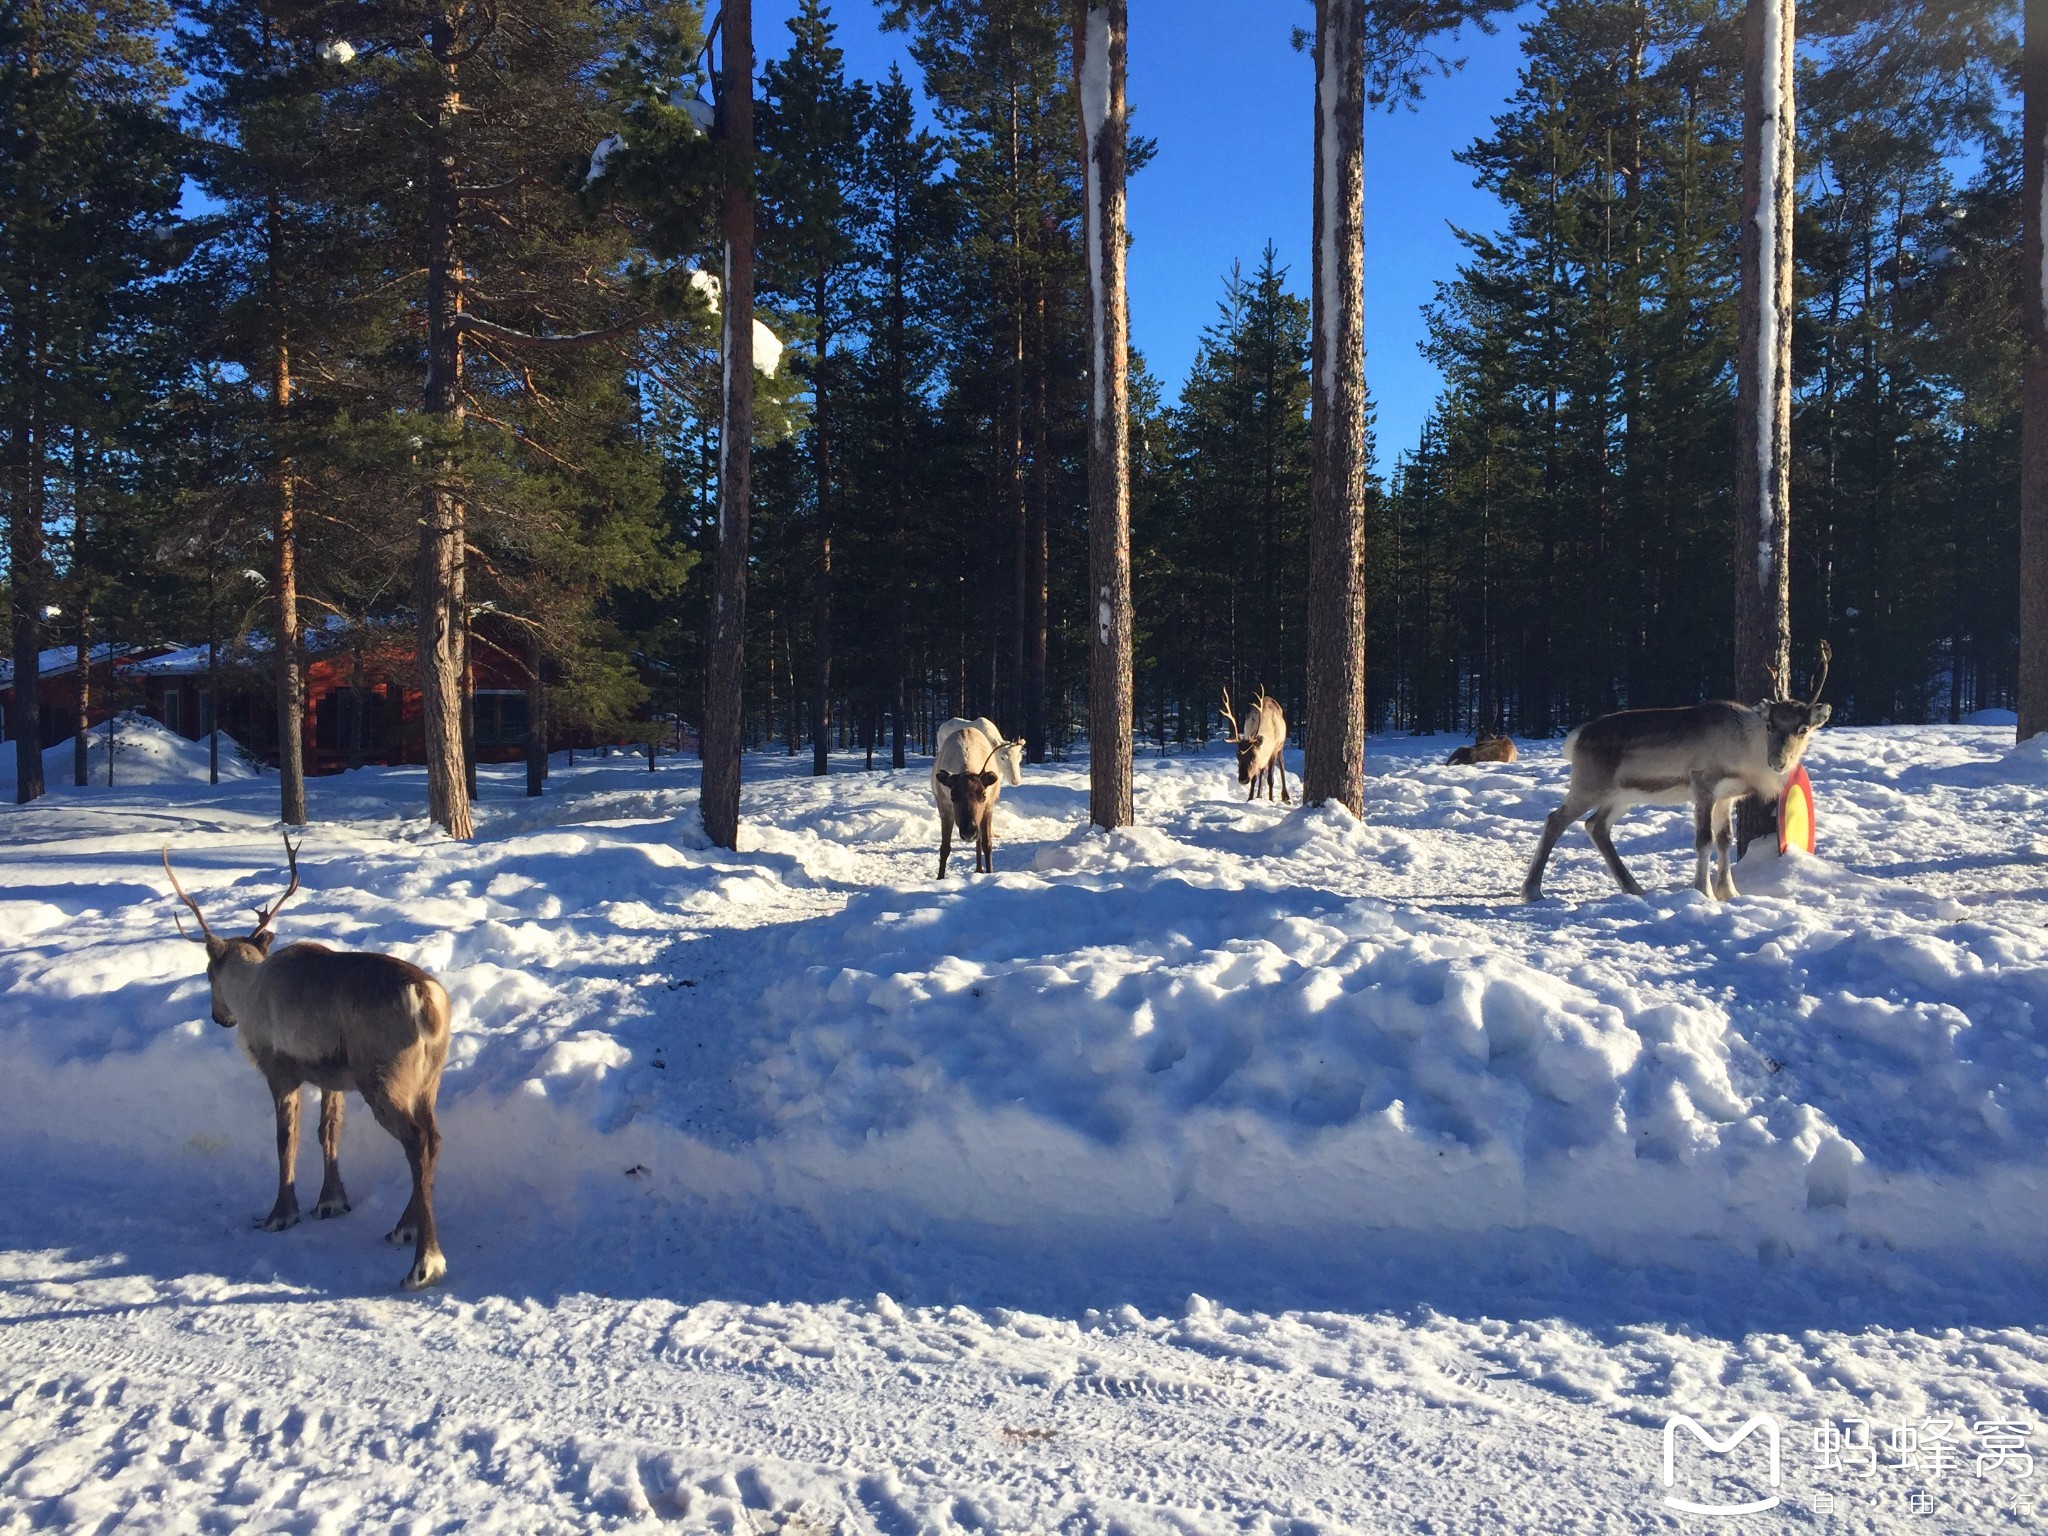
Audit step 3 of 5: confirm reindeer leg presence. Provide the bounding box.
[1523,791,1590,901]
[938,815,953,880]
[1712,796,1739,899]
[1278,756,1291,805]
[1586,809,1643,896]
[313,1089,351,1218]
[366,1085,446,1291]
[978,814,993,874]
[1690,775,1717,897]
[259,1074,303,1231]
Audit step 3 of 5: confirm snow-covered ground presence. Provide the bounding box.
[4,719,2048,1532]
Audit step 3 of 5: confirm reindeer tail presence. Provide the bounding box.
[1560,726,1583,766]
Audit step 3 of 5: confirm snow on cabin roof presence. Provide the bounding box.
[0,643,153,687]
[128,617,409,677]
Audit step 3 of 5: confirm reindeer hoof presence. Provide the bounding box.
[401,1251,447,1291]
[257,1206,300,1232]
[314,1196,352,1220]
[385,1221,416,1246]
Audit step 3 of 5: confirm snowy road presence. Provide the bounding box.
[4,723,2048,1531]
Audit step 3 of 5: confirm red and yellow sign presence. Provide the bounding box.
[1779,764,1816,856]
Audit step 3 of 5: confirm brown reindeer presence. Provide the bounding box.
[1447,733,1518,766]
[164,836,454,1289]
[1523,643,1832,902]
[1220,686,1290,802]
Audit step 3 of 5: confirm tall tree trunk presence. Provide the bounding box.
[2021,0,2048,740]
[270,201,306,823]
[71,438,88,787]
[1026,270,1049,763]
[1733,0,1794,847]
[525,634,546,797]
[1304,0,1367,815]
[418,11,473,840]
[73,606,89,787]
[9,347,46,804]
[889,260,909,770]
[273,334,307,823]
[702,0,754,849]
[1078,0,1131,829]
[812,290,833,777]
[1734,0,1794,704]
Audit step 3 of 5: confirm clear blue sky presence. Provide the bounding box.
[755,0,1535,474]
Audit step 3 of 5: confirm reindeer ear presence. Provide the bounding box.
[936,770,955,788]
[1808,704,1832,729]
[204,935,226,963]
[975,771,997,789]
[252,932,276,956]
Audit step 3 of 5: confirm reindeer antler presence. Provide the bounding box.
[1219,686,1241,742]
[162,845,214,945]
[1809,640,1833,705]
[250,834,303,939]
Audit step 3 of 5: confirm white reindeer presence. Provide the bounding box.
[1220,687,1290,802]
[931,716,1024,877]
[164,836,453,1289]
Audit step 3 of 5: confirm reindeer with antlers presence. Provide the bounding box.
[1523,643,1834,902]
[164,835,453,1290]
[1221,686,1290,803]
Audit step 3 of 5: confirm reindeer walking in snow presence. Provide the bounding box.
[1220,687,1290,803]
[931,717,1025,877]
[1523,643,1833,902]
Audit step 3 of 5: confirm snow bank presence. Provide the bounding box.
[3,729,2048,1291]
[0,711,258,790]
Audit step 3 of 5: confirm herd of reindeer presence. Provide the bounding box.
[159,643,1835,1289]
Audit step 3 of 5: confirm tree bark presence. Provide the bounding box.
[1733,0,1794,705]
[701,0,755,850]
[889,252,909,771]
[525,633,546,797]
[417,10,473,840]
[1733,0,1794,848]
[2021,0,2048,740]
[1304,0,1368,815]
[812,287,833,777]
[1026,271,1050,763]
[269,192,307,825]
[273,370,307,819]
[1078,0,1131,829]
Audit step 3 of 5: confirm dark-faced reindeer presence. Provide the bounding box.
[1523,643,1832,902]
[1220,687,1289,802]
[165,836,453,1290]
[1448,733,1518,767]
[932,716,1024,877]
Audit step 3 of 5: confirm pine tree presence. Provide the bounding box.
[0,0,179,803]
[2022,0,2048,739]
[1077,0,1130,827]
[760,0,869,776]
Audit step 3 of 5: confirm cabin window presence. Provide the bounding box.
[162,689,180,735]
[471,690,530,748]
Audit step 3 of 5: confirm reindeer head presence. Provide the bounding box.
[1219,686,1265,784]
[1759,641,1833,772]
[164,835,302,1027]
[935,768,999,831]
[988,736,1026,787]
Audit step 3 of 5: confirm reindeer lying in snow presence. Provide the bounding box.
[1523,643,1833,902]
[164,835,453,1290]
[1448,733,1518,766]
[1220,687,1289,802]
[932,716,1025,877]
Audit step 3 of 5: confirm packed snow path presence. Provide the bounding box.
[4,722,2048,1531]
